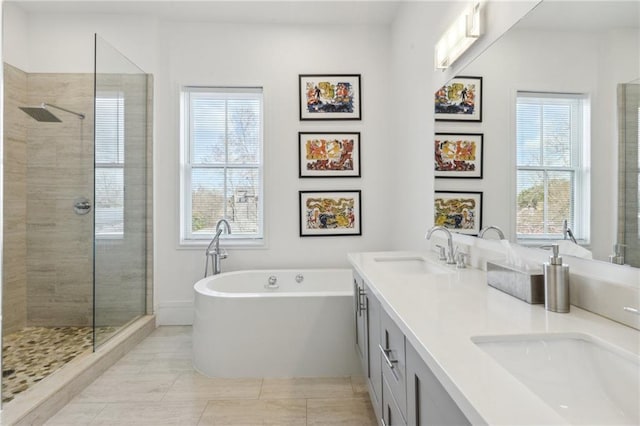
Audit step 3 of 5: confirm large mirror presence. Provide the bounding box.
[435,0,640,267]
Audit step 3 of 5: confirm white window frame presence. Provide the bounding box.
[515,91,591,244]
[179,86,264,248]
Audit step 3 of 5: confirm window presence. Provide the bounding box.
[95,92,125,237]
[180,87,264,245]
[516,92,590,242]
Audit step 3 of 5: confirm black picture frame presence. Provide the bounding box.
[434,190,483,235]
[299,190,362,236]
[298,132,361,178]
[434,76,483,122]
[299,74,362,121]
[434,133,483,179]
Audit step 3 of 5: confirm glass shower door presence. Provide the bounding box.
[93,34,148,348]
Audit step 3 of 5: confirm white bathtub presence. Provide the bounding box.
[193,269,360,378]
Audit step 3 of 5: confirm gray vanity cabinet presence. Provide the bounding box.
[353,271,382,420]
[354,273,367,374]
[353,269,471,426]
[406,336,471,425]
[382,376,408,425]
[380,308,407,422]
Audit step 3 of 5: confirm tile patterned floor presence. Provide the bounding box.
[2,326,118,403]
[45,326,377,425]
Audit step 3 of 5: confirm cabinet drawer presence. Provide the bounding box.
[406,341,470,425]
[380,309,406,421]
[382,376,407,426]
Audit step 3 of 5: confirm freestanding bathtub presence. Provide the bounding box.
[193,269,361,378]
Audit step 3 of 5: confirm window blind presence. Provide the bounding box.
[516,93,586,240]
[95,92,125,236]
[183,87,263,241]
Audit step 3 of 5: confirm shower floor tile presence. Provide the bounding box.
[2,326,116,403]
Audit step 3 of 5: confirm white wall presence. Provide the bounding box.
[155,21,394,323]
[1,1,541,326]
[455,27,638,261]
[2,2,27,71]
[389,0,539,251]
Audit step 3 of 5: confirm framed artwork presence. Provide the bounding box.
[299,132,361,178]
[299,190,362,236]
[434,133,483,178]
[299,74,361,120]
[434,191,482,235]
[434,76,482,122]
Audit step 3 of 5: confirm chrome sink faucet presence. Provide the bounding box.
[204,219,232,277]
[479,225,505,240]
[426,226,456,264]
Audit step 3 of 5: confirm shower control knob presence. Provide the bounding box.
[73,197,92,215]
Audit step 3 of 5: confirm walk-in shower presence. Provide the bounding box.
[1,34,152,405]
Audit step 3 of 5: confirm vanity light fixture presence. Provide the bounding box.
[435,2,482,70]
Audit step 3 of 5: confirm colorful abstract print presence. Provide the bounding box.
[435,138,477,172]
[434,197,477,230]
[305,81,354,114]
[305,138,354,171]
[435,81,477,115]
[305,197,356,230]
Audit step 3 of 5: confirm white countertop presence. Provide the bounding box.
[348,251,640,425]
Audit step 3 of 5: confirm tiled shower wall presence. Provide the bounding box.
[2,63,153,332]
[617,83,640,267]
[3,64,28,334]
[25,71,95,327]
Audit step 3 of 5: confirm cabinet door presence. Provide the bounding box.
[406,341,470,426]
[366,285,382,414]
[382,376,407,426]
[353,273,368,376]
[380,309,407,422]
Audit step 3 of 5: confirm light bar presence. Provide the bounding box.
[435,2,482,70]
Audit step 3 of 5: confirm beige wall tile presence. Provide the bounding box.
[3,63,28,334]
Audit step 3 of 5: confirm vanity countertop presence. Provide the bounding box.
[348,250,640,425]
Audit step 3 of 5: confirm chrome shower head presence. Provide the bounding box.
[19,103,85,122]
[19,106,62,122]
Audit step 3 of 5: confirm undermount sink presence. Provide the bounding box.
[472,333,640,425]
[373,256,451,275]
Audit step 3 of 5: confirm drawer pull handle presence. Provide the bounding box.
[381,418,387,426]
[379,344,398,369]
[358,288,366,315]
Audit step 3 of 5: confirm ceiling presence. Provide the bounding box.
[7,0,403,25]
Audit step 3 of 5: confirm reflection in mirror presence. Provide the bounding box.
[617,80,639,267]
[434,1,640,267]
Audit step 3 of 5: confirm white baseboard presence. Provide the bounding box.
[156,300,194,325]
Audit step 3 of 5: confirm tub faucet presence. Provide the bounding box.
[479,225,505,240]
[425,226,456,264]
[562,219,577,244]
[204,219,232,277]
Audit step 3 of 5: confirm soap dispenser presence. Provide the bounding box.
[544,244,570,313]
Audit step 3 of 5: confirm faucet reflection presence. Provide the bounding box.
[479,225,505,240]
[562,219,577,244]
